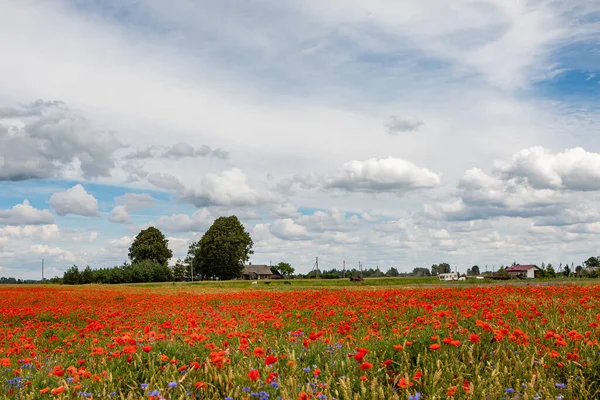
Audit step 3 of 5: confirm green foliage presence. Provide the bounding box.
[63,265,82,285]
[62,261,173,285]
[320,273,340,279]
[128,227,173,266]
[386,267,400,277]
[188,216,253,280]
[431,262,451,275]
[470,265,480,275]
[584,256,600,269]
[411,267,431,277]
[276,262,294,277]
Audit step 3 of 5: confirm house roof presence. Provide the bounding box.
[506,265,539,272]
[242,265,273,276]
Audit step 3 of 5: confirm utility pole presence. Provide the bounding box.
[191,261,194,283]
[343,260,345,279]
[41,259,44,282]
[316,257,319,279]
[359,261,363,279]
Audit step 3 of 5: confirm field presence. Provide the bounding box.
[1,282,599,399]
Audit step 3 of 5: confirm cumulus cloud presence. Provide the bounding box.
[425,167,564,221]
[494,147,600,191]
[154,209,214,232]
[0,100,122,181]
[270,218,311,240]
[385,115,424,134]
[125,142,229,160]
[0,224,59,239]
[325,157,441,193]
[147,173,185,192]
[108,206,131,224]
[181,168,272,207]
[49,184,100,217]
[0,200,54,225]
[533,206,600,227]
[115,193,155,211]
[270,203,299,218]
[29,244,77,262]
[296,209,350,232]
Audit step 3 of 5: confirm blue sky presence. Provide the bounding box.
[1,0,600,279]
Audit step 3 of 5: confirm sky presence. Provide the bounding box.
[1,0,600,279]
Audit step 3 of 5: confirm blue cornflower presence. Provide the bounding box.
[408,393,422,400]
[109,392,116,397]
[556,383,566,389]
[168,381,177,388]
[149,390,160,396]
[243,387,251,392]
[141,383,149,390]
[225,397,234,400]
[303,367,311,373]
[270,382,279,389]
[505,388,515,394]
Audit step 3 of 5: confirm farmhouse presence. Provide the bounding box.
[505,264,540,279]
[241,265,281,280]
[438,272,462,281]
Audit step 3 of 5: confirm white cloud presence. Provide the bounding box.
[0,200,54,225]
[325,157,441,193]
[296,208,350,232]
[270,218,311,240]
[115,193,155,211]
[49,184,100,217]
[147,173,185,192]
[494,147,600,191]
[385,115,424,134]
[0,224,60,240]
[181,168,272,207]
[154,209,214,233]
[0,101,121,181]
[270,203,300,218]
[29,244,77,262]
[108,206,132,224]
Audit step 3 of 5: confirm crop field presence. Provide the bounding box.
[1,283,599,399]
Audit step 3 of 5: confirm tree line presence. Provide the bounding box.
[60,216,254,284]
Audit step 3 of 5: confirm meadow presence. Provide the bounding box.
[1,281,599,399]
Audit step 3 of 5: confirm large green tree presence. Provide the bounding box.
[188,216,253,280]
[276,262,295,277]
[128,227,173,266]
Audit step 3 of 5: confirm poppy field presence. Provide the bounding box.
[1,284,599,399]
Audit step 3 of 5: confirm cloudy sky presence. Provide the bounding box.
[1,0,600,279]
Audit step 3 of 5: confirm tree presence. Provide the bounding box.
[276,262,294,277]
[471,265,480,275]
[128,227,173,266]
[189,216,253,280]
[81,266,94,284]
[584,257,600,270]
[172,259,188,282]
[545,263,556,278]
[387,267,400,277]
[411,267,431,277]
[63,265,82,285]
[563,265,571,277]
[431,263,451,275]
